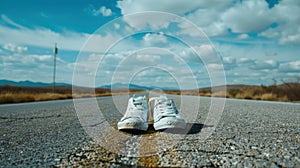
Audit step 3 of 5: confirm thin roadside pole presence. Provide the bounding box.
[53,43,58,93]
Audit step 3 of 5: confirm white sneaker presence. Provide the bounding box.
[118,95,149,131]
[150,95,186,130]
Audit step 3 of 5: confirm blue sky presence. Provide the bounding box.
[0,0,299,89]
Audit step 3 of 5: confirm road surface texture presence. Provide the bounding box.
[0,94,299,167]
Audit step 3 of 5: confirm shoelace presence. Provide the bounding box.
[123,97,147,120]
[131,99,145,111]
[149,97,177,117]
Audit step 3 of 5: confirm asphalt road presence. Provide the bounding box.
[0,95,299,167]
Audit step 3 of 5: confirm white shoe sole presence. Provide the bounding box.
[154,119,186,130]
[118,121,148,131]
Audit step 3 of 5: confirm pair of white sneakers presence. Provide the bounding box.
[118,95,186,131]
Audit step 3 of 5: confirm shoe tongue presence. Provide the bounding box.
[132,95,145,105]
[157,95,172,105]
[158,95,168,102]
[133,95,145,101]
[159,95,168,99]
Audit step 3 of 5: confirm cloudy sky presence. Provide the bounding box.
[0,0,299,89]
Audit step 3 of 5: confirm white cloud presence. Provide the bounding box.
[214,42,300,85]
[279,61,300,72]
[1,51,64,70]
[93,6,112,16]
[2,1,299,87]
[179,8,228,37]
[0,18,86,51]
[0,52,67,82]
[143,32,168,46]
[207,63,223,70]
[222,0,273,33]
[272,0,300,45]
[223,57,235,64]
[3,43,28,53]
[73,51,163,86]
[178,47,201,64]
[117,0,232,15]
[82,33,122,52]
[86,5,112,17]
[0,14,26,29]
[237,58,255,65]
[116,0,300,45]
[114,23,120,29]
[117,0,231,36]
[136,54,160,63]
[71,53,104,75]
[250,60,278,70]
[237,34,249,40]
[118,62,198,89]
[2,54,51,68]
[260,29,280,39]
[0,41,75,83]
[194,45,220,64]
[177,18,227,37]
[0,15,122,53]
[121,12,176,31]
[117,0,197,15]
[279,32,300,45]
[222,56,237,70]
[116,0,276,38]
[72,50,200,88]
[178,44,222,64]
[71,53,110,86]
[259,0,300,45]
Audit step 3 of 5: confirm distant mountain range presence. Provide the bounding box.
[0,80,70,87]
[100,83,179,90]
[1,79,266,91]
[0,80,179,90]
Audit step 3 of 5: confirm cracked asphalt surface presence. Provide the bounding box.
[0,95,299,167]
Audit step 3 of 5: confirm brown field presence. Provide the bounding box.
[164,82,300,102]
[1,82,299,104]
[0,85,142,104]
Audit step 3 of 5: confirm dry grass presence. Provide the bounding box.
[224,82,299,102]
[260,93,277,101]
[0,92,72,104]
[0,92,35,103]
[166,82,300,102]
[199,92,212,97]
[0,85,142,104]
[1,81,299,104]
[211,91,230,98]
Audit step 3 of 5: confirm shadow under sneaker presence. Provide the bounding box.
[118,95,149,131]
[150,95,186,130]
